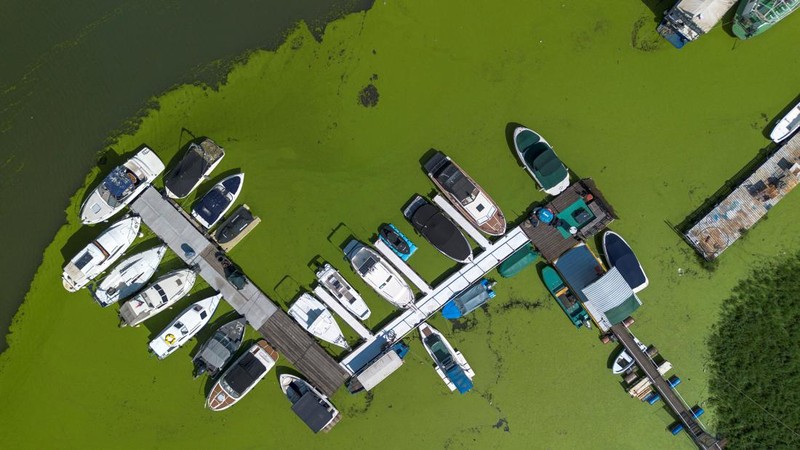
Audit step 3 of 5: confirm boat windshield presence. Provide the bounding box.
[426,336,453,368]
[151,284,169,307]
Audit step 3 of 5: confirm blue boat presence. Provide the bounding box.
[378,224,416,261]
[602,231,649,293]
[191,173,244,229]
[419,322,474,394]
[441,279,496,319]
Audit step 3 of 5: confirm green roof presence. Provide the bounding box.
[604,294,641,325]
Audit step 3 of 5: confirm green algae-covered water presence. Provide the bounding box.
[1,1,799,448]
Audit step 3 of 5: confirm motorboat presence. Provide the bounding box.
[192,317,247,379]
[612,336,648,374]
[602,231,649,293]
[315,263,371,320]
[418,322,474,393]
[441,279,495,319]
[148,293,221,359]
[92,244,167,307]
[542,266,591,329]
[279,374,341,433]
[191,173,244,229]
[403,195,472,263]
[207,340,279,411]
[378,223,416,261]
[771,100,800,143]
[118,269,197,327]
[164,138,225,199]
[288,293,349,349]
[62,216,141,292]
[214,205,255,244]
[80,148,165,224]
[344,240,414,309]
[423,150,506,236]
[513,126,570,195]
[497,244,539,278]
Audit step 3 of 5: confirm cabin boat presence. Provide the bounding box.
[513,126,570,195]
[403,195,472,263]
[149,294,221,359]
[192,317,247,379]
[164,138,225,199]
[771,100,800,143]
[207,340,279,411]
[92,244,167,307]
[542,266,591,329]
[378,223,416,261]
[191,173,244,229]
[344,240,414,309]
[80,148,165,224]
[279,374,341,433]
[441,279,495,319]
[602,231,649,293]
[612,336,648,374]
[315,263,371,320]
[418,322,474,393]
[118,269,196,327]
[423,151,506,236]
[288,293,349,349]
[62,216,141,292]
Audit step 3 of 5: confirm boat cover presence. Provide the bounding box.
[411,204,471,261]
[291,391,334,433]
[604,233,647,291]
[104,166,136,200]
[199,338,234,371]
[194,188,229,225]
[531,148,568,190]
[425,152,476,203]
[553,244,604,305]
[446,366,473,394]
[165,144,210,198]
[355,350,404,391]
[215,206,254,243]
[225,352,266,395]
[498,245,539,278]
[581,267,641,330]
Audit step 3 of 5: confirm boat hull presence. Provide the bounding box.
[513,127,570,196]
[345,241,414,308]
[149,294,221,359]
[288,293,349,349]
[207,340,278,411]
[191,173,244,229]
[315,263,371,320]
[601,231,649,293]
[92,244,167,307]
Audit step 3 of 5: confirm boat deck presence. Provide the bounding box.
[432,194,492,249]
[313,285,373,341]
[684,134,800,260]
[373,239,432,294]
[130,187,347,396]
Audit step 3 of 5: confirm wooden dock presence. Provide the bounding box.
[130,187,347,396]
[684,134,800,260]
[521,179,617,262]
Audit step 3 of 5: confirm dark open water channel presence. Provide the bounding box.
[0,0,372,351]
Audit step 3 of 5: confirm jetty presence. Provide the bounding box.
[657,0,738,49]
[684,133,800,260]
[130,187,348,396]
[612,324,726,449]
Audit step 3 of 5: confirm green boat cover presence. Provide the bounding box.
[604,294,641,325]
[517,130,568,190]
[498,245,539,278]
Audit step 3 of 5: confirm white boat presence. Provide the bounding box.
[279,374,341,433]
[418,322,474,393]
[315,263,371,320]
[92,244,167,307]
[148,293,221,359]
[191,173,244,229]
[118,269,197,327]
[164,138,225,199]
[771,101,800,143]
[80,148,165,224]
[207,340,279,411]
[612,336,648,374]
[513,127,570,195]
[344,240,414,309]
[62,216,141,292]
[288,293,349,349]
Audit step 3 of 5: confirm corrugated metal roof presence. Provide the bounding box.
[581,268,641,329]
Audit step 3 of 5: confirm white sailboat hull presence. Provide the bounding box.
[288,293,349,349]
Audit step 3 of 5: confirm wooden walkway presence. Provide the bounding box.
[612,324,726,450]
[130,187,347,396]
[685,134,800,260]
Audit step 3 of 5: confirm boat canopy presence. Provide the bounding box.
[104,166,137,201]
[411,204,471,261]
[225,353,266,395]
[446,366,473,394]
[200,338,235,370]
[581,267,642,330]
[165,141,223,198]
[604,232,648,292]
[355,350,404,391]
[291,392,335,433]
[531,148,568,190]
[498,245,539,278]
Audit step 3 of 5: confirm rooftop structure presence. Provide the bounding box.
[657,0,739,48]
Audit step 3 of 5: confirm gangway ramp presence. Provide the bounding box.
[314,285,373,340]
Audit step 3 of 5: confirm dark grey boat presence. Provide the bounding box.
[403,195,472,263]
[192,317,247,379]
[214,205,255,244]
[164,138,225,199]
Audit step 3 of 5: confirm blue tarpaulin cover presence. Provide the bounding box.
[104,166,134,200]
[446,366,473,394]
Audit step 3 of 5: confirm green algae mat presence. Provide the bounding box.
[2,1,800,449]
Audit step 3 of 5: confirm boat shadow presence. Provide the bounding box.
[637,0,671,23]
[272,275,304,309]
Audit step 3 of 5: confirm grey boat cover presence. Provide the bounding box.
[199,339,233,372]
[225,352,266,395]
[292,391,334,433]
[410,203,471,261]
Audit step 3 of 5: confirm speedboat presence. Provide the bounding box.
[288,293,349,349]
[315,263,371,320]
[404,195,472,263]
[192,317,247,379]
[92,244,167,307]
[62,216,141,292]
[344,240,414,309]
[279,374,341,433]
[214,205,255,244]
[612,336,647,374]
[148,293,221,359]
[441,279,495,319]
[423,150,506,236]
[378,223,416,261]
[118,269,197,327]
[771,100,800,143]
[513,127,570,195]
[207,340,279,411]
[418,322,474,393]
[191,173,244,229]
[602,231,649,293]
[80,148,165,224]
[164,138,225,199]
[542,266,591,329]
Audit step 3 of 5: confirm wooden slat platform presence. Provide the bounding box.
[685,134,800,260]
